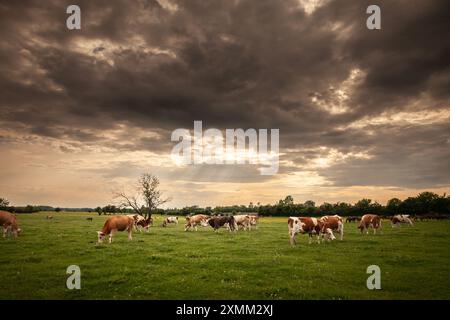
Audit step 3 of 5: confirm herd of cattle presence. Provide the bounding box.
[0,210,442,245]
[96,213,260,243]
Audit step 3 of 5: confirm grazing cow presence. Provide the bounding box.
[358,214,382,234]
[208,216,235,232]
[86,217,93,221]
[46,215,53,220]
[0,211,21,238]
[162,216,178,227]
[233,215,251,230]
[288,217,323,245]
[391,214,414,227]
[97,215,134,243]
[320,215,344,241]
[127,214,152,232]
[136,217,152,232]
[346,216,361,223]
[185,214,209,231]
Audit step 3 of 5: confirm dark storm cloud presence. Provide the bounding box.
[0,0,449,187]
[318,122,450,188]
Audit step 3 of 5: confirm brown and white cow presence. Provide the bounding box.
[391,214,413,227]
[162,216,178,227]
[208,216,235,232]
[358,214,382,234]
[248,215,259,229]
[184,214,209,231]
[233,215,251,230]
[0,211,21,238]
[127,214,152,232]
[97,215,135,243]
[288,217,323,245]
[320,215,344,241]
[137,216,152,232]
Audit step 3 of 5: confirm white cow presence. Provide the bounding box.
[248,214,259,230]
[162,216,179,227]
[233,215,251,230]
[391,214,414,227]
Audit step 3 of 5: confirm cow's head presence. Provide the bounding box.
[200,219,209,227]
[12,227,21,237]
[323,228,336,241]
[146,217,153,226]
[357,224,364,233]
[97,231,106,243]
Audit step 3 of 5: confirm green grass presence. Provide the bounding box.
[1,212,449,300]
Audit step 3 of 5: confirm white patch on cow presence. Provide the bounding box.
[311,217,318,226]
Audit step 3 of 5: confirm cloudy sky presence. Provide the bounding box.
[0,0,449,208]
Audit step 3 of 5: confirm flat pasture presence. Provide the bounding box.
[1,212,449,299]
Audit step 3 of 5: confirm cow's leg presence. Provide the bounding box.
[289,231,296,245]
[340,223,344,240]
[5,225,12,238]
[109,231,114,243]
[128,228,133,241]
[2,226,7,238]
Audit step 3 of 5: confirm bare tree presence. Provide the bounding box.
[114,174,171,219]
[0,197,10,209]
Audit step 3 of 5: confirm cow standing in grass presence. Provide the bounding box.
[162,216,178,227]
[358,214,382,234]
[320,215,344,241]
[127,214,152,232]
[185,214,209,231]
[248,215,259,229]
[0,211,21,238]
[97,215,135,243]
[208,216,235,232]
[288,217,323,245]
[391,214,414,227]
[233,215,251,230]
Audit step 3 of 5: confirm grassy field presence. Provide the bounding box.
[1,212,449,300]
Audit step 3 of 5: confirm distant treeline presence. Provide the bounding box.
[162,192,450,217]
[2,192,449,217]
